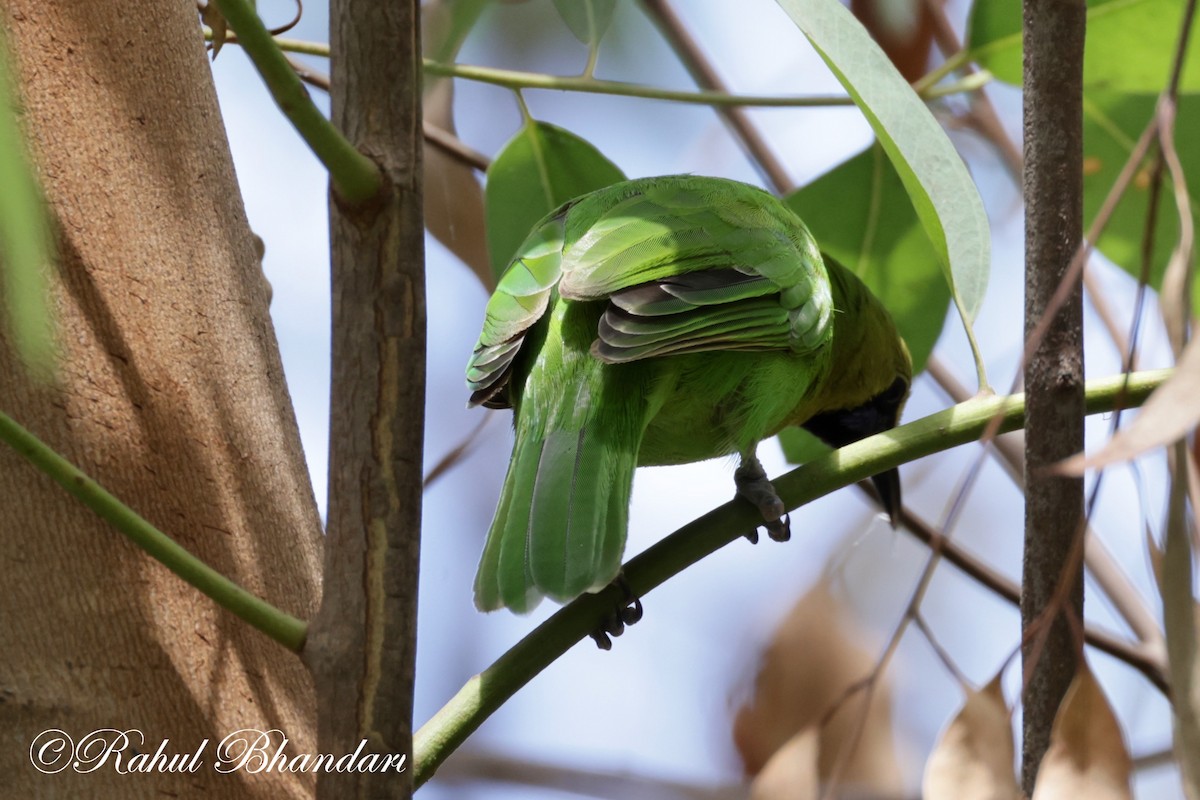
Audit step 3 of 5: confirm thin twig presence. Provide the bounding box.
[423,122,491,173]
[421,59,986,109]
[424,413,494,489]
[285,54,329,90]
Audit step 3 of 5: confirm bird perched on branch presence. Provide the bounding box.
[467,175,911,617]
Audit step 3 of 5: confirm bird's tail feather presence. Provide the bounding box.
[474,414,638,613]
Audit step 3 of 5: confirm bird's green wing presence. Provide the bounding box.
[465,216,566,408]
[559,177,833,363]
[466,175,834,404]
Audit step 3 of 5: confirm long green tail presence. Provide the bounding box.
[473,393,642,613]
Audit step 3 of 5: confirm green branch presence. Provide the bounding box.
[210,0,381,204]
[0,410,307,651]
[413,368,1171,786]
[422,59,990,107]
[207,34,989,109]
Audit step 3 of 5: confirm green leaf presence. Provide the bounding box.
[551,0,617,47]
[968,0,1200,94]
[786,143,949,375]
[485,120,625,280]
[0,31,56,377]
[773,0,991,388]
[423,0,493,67]
[1083,92,1199,305]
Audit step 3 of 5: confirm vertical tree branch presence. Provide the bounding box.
[304,0,424,797]
[1021,0,1087,791]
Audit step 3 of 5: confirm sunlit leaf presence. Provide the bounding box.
[787,142,949,374]
[968,0,1200,94]
[551,0,616,47]
[1058,335,1200,474]
[484,120,624,281]
[1081,92,1199,307]
[923,674,1020,800]
[0,29,56,377]
[1030,662,1132,800]
[773,0,990,387]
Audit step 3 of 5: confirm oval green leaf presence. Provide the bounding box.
[969,0,1200,95]
[786,142,949,375]
[1083,92,1199,306]
[485,120,625,281]
[773,0,990,387]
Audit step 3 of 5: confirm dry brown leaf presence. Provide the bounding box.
[423,78,492,289]
[749,727,820,800]
[923,673,1019,800]
[733,580,902,796]
[199,1,228,59]
[1030,661,1132,800]
[420,0,492,288]
[849,0,934,83]
[1161,442,1200,800]
[1057,334,1200,475]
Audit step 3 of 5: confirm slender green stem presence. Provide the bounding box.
[911,48,971,95]
[0,410,308,651]
[923,70,993,101]
[207,32,987,109]
[421,59,989,107]
[210,0,381,204]
[413,369,1171,787]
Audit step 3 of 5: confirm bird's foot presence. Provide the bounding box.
[589,575,644,650]
[735,456,791,543]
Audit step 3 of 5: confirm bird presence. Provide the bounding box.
[466,175,912,615]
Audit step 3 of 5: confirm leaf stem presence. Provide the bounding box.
[209,1,382,204]
[207,31,989,109]
[413,368,1170,786]
[0,409,308,651]
[422,59,987,107]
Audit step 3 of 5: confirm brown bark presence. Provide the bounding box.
[304,0,424,797]
[1021,0,1087,792]
[0,2,323,797]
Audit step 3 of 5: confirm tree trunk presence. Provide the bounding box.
[1021,0,1087,791]
[0,2,323,797]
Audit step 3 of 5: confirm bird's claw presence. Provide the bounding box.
[765,512,790,542]
[735,456,790,543]
[589,576,643,650]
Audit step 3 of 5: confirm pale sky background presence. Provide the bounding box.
[210,1,1180,797]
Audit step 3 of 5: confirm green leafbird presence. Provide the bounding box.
[467,175,912,614]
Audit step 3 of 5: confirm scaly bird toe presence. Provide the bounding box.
[589,575,643,650]
[735,455,791,543]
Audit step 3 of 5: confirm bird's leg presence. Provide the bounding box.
[735,452,790,543]
[588,574,644,650]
